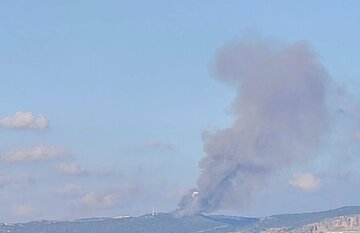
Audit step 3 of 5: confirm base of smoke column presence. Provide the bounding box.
[172,189,204,218]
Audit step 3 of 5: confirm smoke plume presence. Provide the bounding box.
[176,39,330,216]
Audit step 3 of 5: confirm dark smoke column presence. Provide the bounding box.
[176,39,330,216]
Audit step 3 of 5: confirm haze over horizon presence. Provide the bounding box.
[1,0,360,223]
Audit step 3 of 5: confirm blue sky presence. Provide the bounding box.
[1,0,360,222]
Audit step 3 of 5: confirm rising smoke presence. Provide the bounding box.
[176,38,331,216]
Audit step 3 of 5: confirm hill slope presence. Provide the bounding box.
[1,206,360,233]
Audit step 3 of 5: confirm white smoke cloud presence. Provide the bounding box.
[176,38,330,216]
[289,172,322,192]
[0,112,48,130]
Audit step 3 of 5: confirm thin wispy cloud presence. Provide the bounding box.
[353,130,360,141]
[79,192,117,209]
[55,163,114,177]
[12,204,37,217]
[77,186,136,211]
[55,163,90,176]
[56,183,84,197]
[0,173,9,188]
[0,112,48,130]
[13,174,37,190]
[0,173,36,190]
[2,145,69,162]
[144,139,172,150]
[289,172,322,192]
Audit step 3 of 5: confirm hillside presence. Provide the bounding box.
[1,206,360,233]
